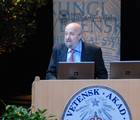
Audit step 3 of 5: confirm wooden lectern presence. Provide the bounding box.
[31,76,140,120]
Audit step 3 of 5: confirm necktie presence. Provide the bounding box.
[69,49,74,62]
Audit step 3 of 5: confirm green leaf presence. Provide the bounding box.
[2,105,58,120]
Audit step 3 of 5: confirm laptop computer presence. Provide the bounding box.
[110,61,140,79]
[57,61,95,79]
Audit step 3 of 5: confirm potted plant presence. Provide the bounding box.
[1,104,58,120]
[0,0,47,55]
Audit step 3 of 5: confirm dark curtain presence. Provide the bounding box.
[121,0,140,60]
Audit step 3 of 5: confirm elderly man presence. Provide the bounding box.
[46,22,108,79]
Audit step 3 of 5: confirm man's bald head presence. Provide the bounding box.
[65,23,82,34]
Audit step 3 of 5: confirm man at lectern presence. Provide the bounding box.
[46,22,108,79]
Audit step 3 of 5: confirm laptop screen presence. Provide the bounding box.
[57,62,95,79]
[110,61,140,79]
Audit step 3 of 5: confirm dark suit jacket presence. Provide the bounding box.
[46,41,108,79]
